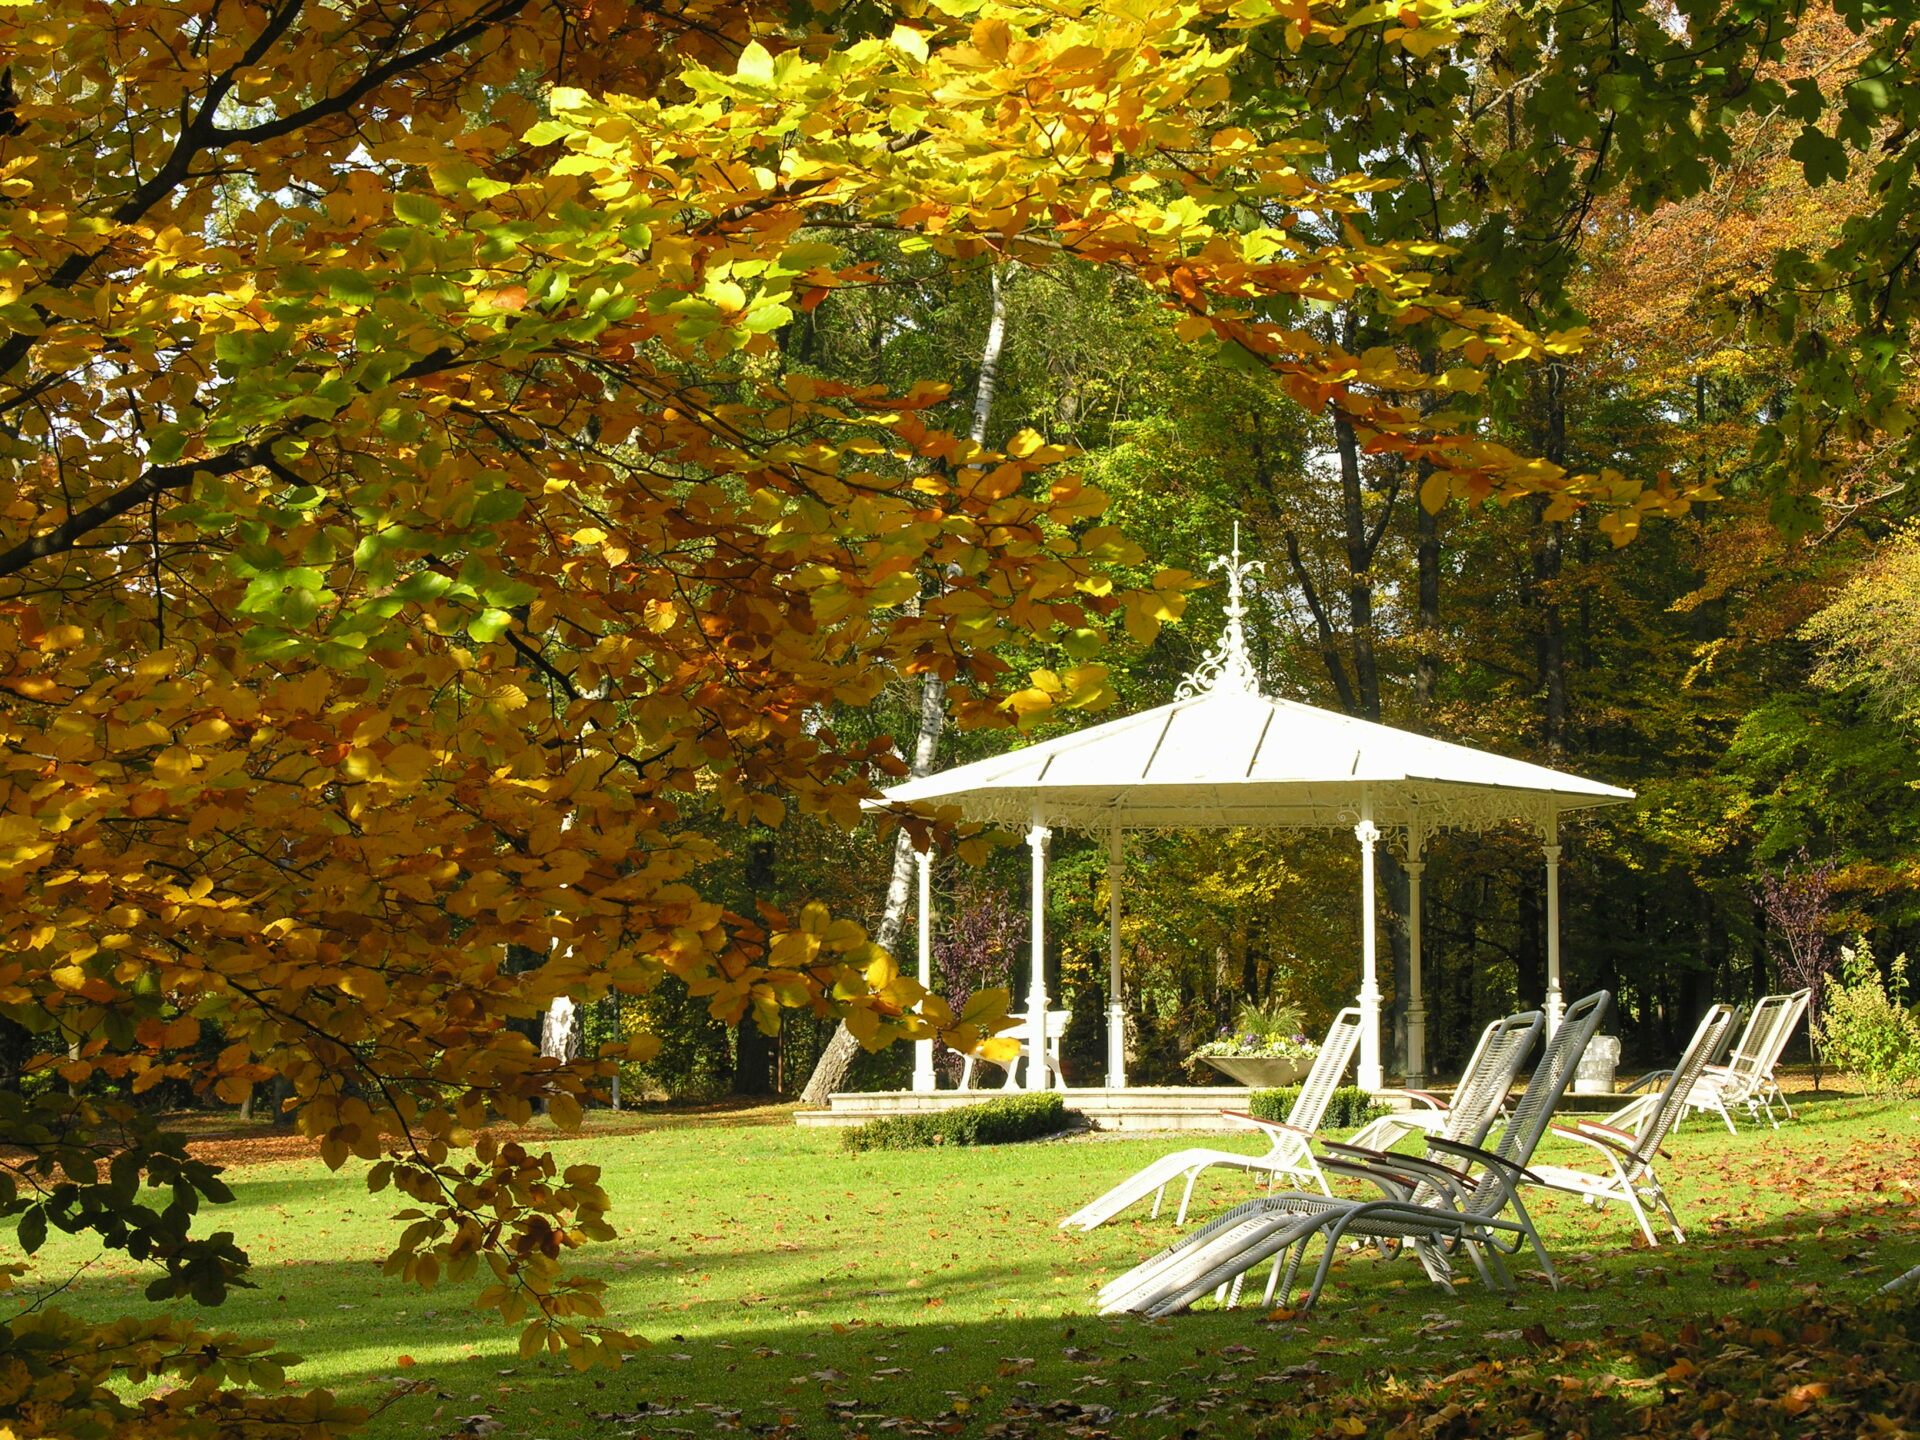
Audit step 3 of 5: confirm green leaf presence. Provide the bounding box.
[1789,126,1848,187]
[480,576,539,609]
[17,1205,45,1253]
[321,269,379,306]
[390,571,454,603]
[467,608,513,642]
[470,486,527,525]
[392,192,444,226]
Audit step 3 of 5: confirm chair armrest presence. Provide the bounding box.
[1574,1119,1642,1146]
[1575,1118,1669,1160]
[1320,1139,1396,1164]
[1425,1136,1546,1188]
[1371,1088,1449,1112]
[1620,1068,1672,1095]
[1321,1156,1423,1199]
[1221,1111,1308,1137]
[1550,1123,1634,1160]
[1331,1145,1476,1198]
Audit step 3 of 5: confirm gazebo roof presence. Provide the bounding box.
[878,533,1633,835]
[880,686,1633,833]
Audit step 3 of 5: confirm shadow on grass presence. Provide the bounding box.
[20,1092,1916,1440]
[24,1177,1919,1440]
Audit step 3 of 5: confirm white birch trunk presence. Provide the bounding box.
[799,267,1010,1107]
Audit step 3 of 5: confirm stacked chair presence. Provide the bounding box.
[1341,1011,1541,1154]
[1667,989,1810,1132]
[1523,1003,1736,1246]
[1098,992,1611,1317]
[1058,1009,1363,1230]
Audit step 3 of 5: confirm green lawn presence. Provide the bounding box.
[18,1089,1920,1439]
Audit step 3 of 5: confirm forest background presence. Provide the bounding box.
[638,3,1920,1104]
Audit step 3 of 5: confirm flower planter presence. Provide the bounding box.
[1199,1055,1312,1087]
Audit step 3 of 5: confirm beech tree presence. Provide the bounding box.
[0,0,1661,1433]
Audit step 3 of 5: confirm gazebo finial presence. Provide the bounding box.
[1175,521,1264,699]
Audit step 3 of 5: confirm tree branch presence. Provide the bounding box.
[1284,528,1358,713]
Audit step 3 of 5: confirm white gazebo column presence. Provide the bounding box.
[1403,817,1427,1089]
[911,848,938,1093]
[1106,828,1126,1089]
[1355,794,1384,1093]
[1543,807,1564,1035]
[1026,820,1053,1091]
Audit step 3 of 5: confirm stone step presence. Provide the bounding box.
[792,1086,1414,1133]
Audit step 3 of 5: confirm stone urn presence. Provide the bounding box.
[1199,1054,1313,1087]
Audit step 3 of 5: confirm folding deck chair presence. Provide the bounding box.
[1342,1010,1541,1154]
[1098,992,1611,1317]
[1058,1008,1362,1231]
[1622,1000,1746,1097]
[1676,989,1809,1132]
[1525,1003,1735,1246]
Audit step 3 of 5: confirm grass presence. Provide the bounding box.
[14,1086,1920,1439]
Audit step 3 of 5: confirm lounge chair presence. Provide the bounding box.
[1524,1003,1735,1246]
[1746,987,1810,1123]
[1341,1010,1541,1154]
[1621,1000,1746,1097]
[1057,1008,1363,1231]
[1675,989,1809,1132]
[1097,991,1611,1316]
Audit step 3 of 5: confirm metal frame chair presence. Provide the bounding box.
[1677,989,1808,1131]
[1097,992,1610,1317]
[1526,1003,1735,1246]
[1058,1009,1362,1231]
[1622,1000,1746,1098]
[1340,1010,1541,1154]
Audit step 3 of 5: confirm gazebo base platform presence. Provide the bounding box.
[794,1086,1414,1133]
[794,1085,1630,1131]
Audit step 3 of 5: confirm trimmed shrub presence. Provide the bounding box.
[1247,1085,1385,1129]
[841,1092,1069,1152]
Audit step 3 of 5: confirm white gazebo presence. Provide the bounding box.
[879,538,1634,1096]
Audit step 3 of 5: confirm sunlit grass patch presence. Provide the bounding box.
[14,1090,1919,1439]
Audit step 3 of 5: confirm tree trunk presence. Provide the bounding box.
[734,830,779,1095]
[1530,364,1569,757]
[799,266,1010,1108]
[1333,413,1383,723]
[1516,881,1544,1012]
[1414,464,1442,716]
[1331,407,1410,1068]
[540,995,582,1062]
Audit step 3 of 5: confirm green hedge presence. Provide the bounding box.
[1247,1085,1385,1129]
[840,1092,1069,1152]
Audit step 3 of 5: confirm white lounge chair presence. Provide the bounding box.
[1677,989,1809,1132]
[1525,1003,1735,1246]
[1747,987,1810,1123]
[1097,991,1611,1317]
[1058,1008,1363,1231]
[1621,1000,1745,1096]
[1340,1010,1540,1154]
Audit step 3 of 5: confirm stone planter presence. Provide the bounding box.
[1199,1054,1313,1087]
[1573,1035,1621,1095]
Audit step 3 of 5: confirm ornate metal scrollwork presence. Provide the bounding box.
[1174,522,1264,700]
